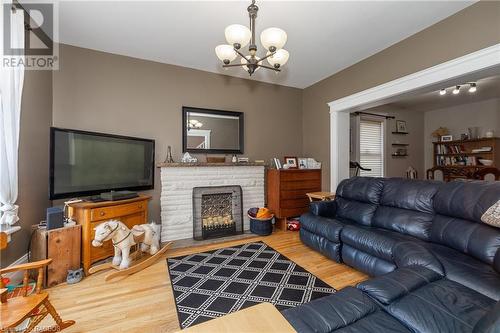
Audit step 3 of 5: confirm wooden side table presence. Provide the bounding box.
[306,191,335,202]
[177,302,296,333]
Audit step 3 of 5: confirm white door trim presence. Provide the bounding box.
[329,43,500,190]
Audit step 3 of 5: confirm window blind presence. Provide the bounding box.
[359,119,384,177]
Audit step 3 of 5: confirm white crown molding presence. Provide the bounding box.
[328,43,500,113]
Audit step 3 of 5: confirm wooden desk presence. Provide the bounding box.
[178,302,296,333]
[306,191,335,202]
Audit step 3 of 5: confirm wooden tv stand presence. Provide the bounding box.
[67,195,151,274]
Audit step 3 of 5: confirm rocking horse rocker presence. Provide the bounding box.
[90,220,171,281]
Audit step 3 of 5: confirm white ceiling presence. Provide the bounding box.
[54,1,475,88]
[390,73,500,111]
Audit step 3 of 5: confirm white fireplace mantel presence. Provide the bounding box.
[159,164,265,241]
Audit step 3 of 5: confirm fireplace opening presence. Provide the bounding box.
[193,186,243,240]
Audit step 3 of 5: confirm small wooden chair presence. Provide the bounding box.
[0,238,75,332]
[473,167,500,181]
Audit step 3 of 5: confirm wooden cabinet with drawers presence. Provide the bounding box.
[67,195,151,274]
[267,169,321,230]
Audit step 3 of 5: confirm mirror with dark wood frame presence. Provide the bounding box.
[182,107,244,154]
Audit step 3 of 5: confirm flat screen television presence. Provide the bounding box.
[50,127,155,200]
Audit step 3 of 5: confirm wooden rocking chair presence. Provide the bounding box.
[0,237,75,332]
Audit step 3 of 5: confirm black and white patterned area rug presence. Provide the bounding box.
[167,241,336,329]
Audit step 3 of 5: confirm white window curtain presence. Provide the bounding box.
[359,118,384,177]
[0,7,25,226]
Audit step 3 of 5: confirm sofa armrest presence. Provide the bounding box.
[393,241,444,276]
[357,266,442,305]
[310,200,337,218]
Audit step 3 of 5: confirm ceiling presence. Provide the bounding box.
[390,72,500,111]
[53,1,475,89]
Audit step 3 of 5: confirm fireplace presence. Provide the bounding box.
[193,186,244,240]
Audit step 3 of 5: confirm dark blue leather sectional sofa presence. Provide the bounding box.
[282,177,500,333]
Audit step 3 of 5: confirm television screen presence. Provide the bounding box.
[50,127,155,199]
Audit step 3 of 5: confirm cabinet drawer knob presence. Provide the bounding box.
[139,205,143,209]
[100,211,105,216]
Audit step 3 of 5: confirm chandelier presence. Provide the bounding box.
[215,0,289,76]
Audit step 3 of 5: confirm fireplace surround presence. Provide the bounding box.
[192,185,243,240]
[158,163,265,241]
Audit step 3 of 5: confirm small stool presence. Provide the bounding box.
[306,192,335,202]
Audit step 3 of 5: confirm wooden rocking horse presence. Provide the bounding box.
[90,220,171,281]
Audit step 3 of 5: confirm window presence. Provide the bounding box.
[359,118,384,177]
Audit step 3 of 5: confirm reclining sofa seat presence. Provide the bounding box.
[341,178,441,276]
[424,180,500,300]
[299,177,384,262]
[283,266,500,333]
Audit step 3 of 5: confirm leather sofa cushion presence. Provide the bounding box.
[385,278,495,333]
[335,177,384,226]
[431,214,500,266]
[358,266,442,305]
[341,225,416,262]
[424,243,500,301]
[495,249,500,274]
[433,180,500,223]
[336,177,385,204]
[336,197,378,226]
[310,200,337,218]
[342,244,396,277]
[372,178,440,240]
[300,228,341,262]
[473,300,500,333]
[392,242,444,276]
[282,287,411,333]
[300,212,346,243]
[379,178,440,214]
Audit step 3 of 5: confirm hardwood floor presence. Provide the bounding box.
[45,231,368,333]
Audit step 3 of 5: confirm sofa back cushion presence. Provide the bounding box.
[372,178,441,240]
[335,177,384,226]
[431,181,500,265]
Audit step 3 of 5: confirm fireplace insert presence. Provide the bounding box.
[192,185,244,240]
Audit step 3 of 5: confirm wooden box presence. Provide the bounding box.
[30,225,81,287]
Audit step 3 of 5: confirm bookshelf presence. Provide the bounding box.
[433,137,499,170]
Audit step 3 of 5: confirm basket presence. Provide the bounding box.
[249,214,274,236]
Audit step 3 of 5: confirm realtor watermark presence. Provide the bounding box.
[2,2,59,70]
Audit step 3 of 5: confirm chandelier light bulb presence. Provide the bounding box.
[225,24,251,49]
[215,45,237,63]
[266,49,290,67]
[452,86,460,94]
[468,83,477,93]
[439,89,446,95]
[241,55,261,72]
[260,27,287,51]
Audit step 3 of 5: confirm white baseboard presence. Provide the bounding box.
[4,253,29,285]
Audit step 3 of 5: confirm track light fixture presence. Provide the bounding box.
[439,82,477,96]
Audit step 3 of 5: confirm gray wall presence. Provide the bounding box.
[302,1,500,190]
[2,70,53,267]
[52,44,303,223]
[423,98,500,170]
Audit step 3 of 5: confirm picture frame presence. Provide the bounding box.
[396,120,407,133]
[298,158,308,169]
[441,135,453,142]
[284,156,298,169]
